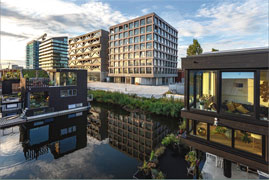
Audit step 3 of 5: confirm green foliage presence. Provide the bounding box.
[22,69,49,78]
[163,90,173,95]
[156,171,165,179]
[211,48,219,52]
[154,146,166,157]
[179,119,187,131]
[2,70,20,80]
[161,134,179,146]
[88,90,184,118]
[215,126,227,134]
[150,151,155,161]
[185,150,197,168]
[187,39,203,56]
[241,132,252,143]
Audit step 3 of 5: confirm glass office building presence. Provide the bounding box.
[39,37,68,70]
[26,40,40,69]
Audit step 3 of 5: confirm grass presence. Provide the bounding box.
[88,90,184,118]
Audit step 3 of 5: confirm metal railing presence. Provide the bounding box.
[26,78,50,88]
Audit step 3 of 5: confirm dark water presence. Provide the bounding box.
[0,102,180,179]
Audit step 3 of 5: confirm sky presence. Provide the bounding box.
[0,0,268,68]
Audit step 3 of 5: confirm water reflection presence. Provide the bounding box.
[20,112,87,160]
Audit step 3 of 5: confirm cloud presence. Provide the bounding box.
[165,5,174,10]
[141,8,150,14]
[0,0,130,65]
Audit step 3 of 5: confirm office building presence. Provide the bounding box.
[26,40,40,69]
[108,13,178,85]
[69,30,109,82]
[39,37,68,70]
[180,48,269,177]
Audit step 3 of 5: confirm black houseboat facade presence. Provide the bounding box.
[181,48,269,176]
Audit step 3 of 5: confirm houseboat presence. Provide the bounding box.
[180,48,269,178]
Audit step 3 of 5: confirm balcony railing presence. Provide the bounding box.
[26,78,50,88]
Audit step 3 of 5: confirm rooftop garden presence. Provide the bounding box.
[22,69,49,79]
[1,70,20,80]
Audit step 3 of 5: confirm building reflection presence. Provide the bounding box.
[19,112,87,160]
[87,106,108,141]
[107,111,171,161]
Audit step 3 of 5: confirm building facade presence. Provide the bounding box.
[180,48,269,177]
[26,40,40,69]
[39,37,68,70]
[108,13,178,85]
[69,30,109,82]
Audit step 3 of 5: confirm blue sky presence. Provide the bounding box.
[0,0,268,68]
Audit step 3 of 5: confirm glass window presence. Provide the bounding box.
[134,21,139,28]
[146,42,152,49]
[134,29,139,35]
[189,70,217,112]
[140,27,145,34]
[140,43,145,50]
[146,67,152,74]
[129,38,133,44]
[140,52,145,58]
[221,72,254,116]
[210,126,232,146]
[30,92,49,109]
[195,121,207,140]
[119,33,123,39]
[134,37,139,43]
[146,59,152,65]
[124,32,128,38]
[124,24,128,30]
[128,45,133,51]
[134,44,139,50]
[146,25,152,32]
[140,19,145,26]
[140,35,145,42]
[188,120,193,135]
[129,30,133,36]
[129,22,133,29]
[146,51,152,57]
[260,70,269,121]
[146,34,152,41]
[115,27,118,33]
[234,130,262,156]
[146,17,152,24]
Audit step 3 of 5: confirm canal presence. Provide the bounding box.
[0,102,186,179]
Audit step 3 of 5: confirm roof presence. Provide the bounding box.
[185,47,269,58]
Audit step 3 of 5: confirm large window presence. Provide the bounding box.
[59,72,77,86]
[260,70,269,120]
[221,72,254,116]
[30,92,49,109]
[195,121,207,140]
[234,130,262,156]
[210,125,232,147]
[189,70,217,112]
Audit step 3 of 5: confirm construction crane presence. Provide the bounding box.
[36,33,47,41]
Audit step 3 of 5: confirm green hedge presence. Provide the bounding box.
[22,69,49,78]
[88,90,184,118]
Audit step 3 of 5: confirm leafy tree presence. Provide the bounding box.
[211,48,219,52]
[187,39,203,56]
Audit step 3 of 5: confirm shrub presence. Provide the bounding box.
[88,90,184,118]
[154,146,166,157]
[156,171,165,179]
[161,134,179,146]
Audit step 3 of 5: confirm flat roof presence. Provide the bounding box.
[69,29,108,40]
[185,47,269,58]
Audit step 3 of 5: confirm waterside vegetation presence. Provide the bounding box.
[88,90,184,118]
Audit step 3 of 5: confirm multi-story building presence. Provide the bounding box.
[181,48,269,178]
[39,37,68,70]
[69,30,109,82]
[108,13,178,85]
[26,40,40,69]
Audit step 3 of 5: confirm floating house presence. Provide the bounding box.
[180,48,269,177]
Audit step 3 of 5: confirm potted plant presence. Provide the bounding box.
[241,132,252,144]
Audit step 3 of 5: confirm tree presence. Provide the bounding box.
[187,39,203,56]
[211,48,219,52]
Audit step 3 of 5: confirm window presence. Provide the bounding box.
[129,22,133,29]
[60,72,77,86]
[146,51,152,57]
[124,32,128,38]
[234,130,262,156]
[134,21,139,28]
[146,34,152,41]
[119,33,123,39]
[140,67,145,73]
[129,38,133,44]
[140,52,145,58]
[134,44,139,50]
[260,70,269,121]
[140,43,145,50]
[146,17,152,24]
[140,35,145,42]
[115,27,118,33]
[195,121,207,140]
[61,89,77,97]
[124,24,128,30]
[128,45,133,51]
[146,25,152,32]
[140,19,145,26]
[221,72,254,116]
[146,67,152,74]
[129,30,133,36]
[134,29,139,35]
[30,92,49,109]
[140,59,146,66]
[146,42,152,49]
[134,36,139,43]
[189,70,217,112]
[146,59,152,65]
[210,125,232,147]
[140,27,145,34]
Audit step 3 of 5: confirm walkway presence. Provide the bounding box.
[88,82,169,98]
